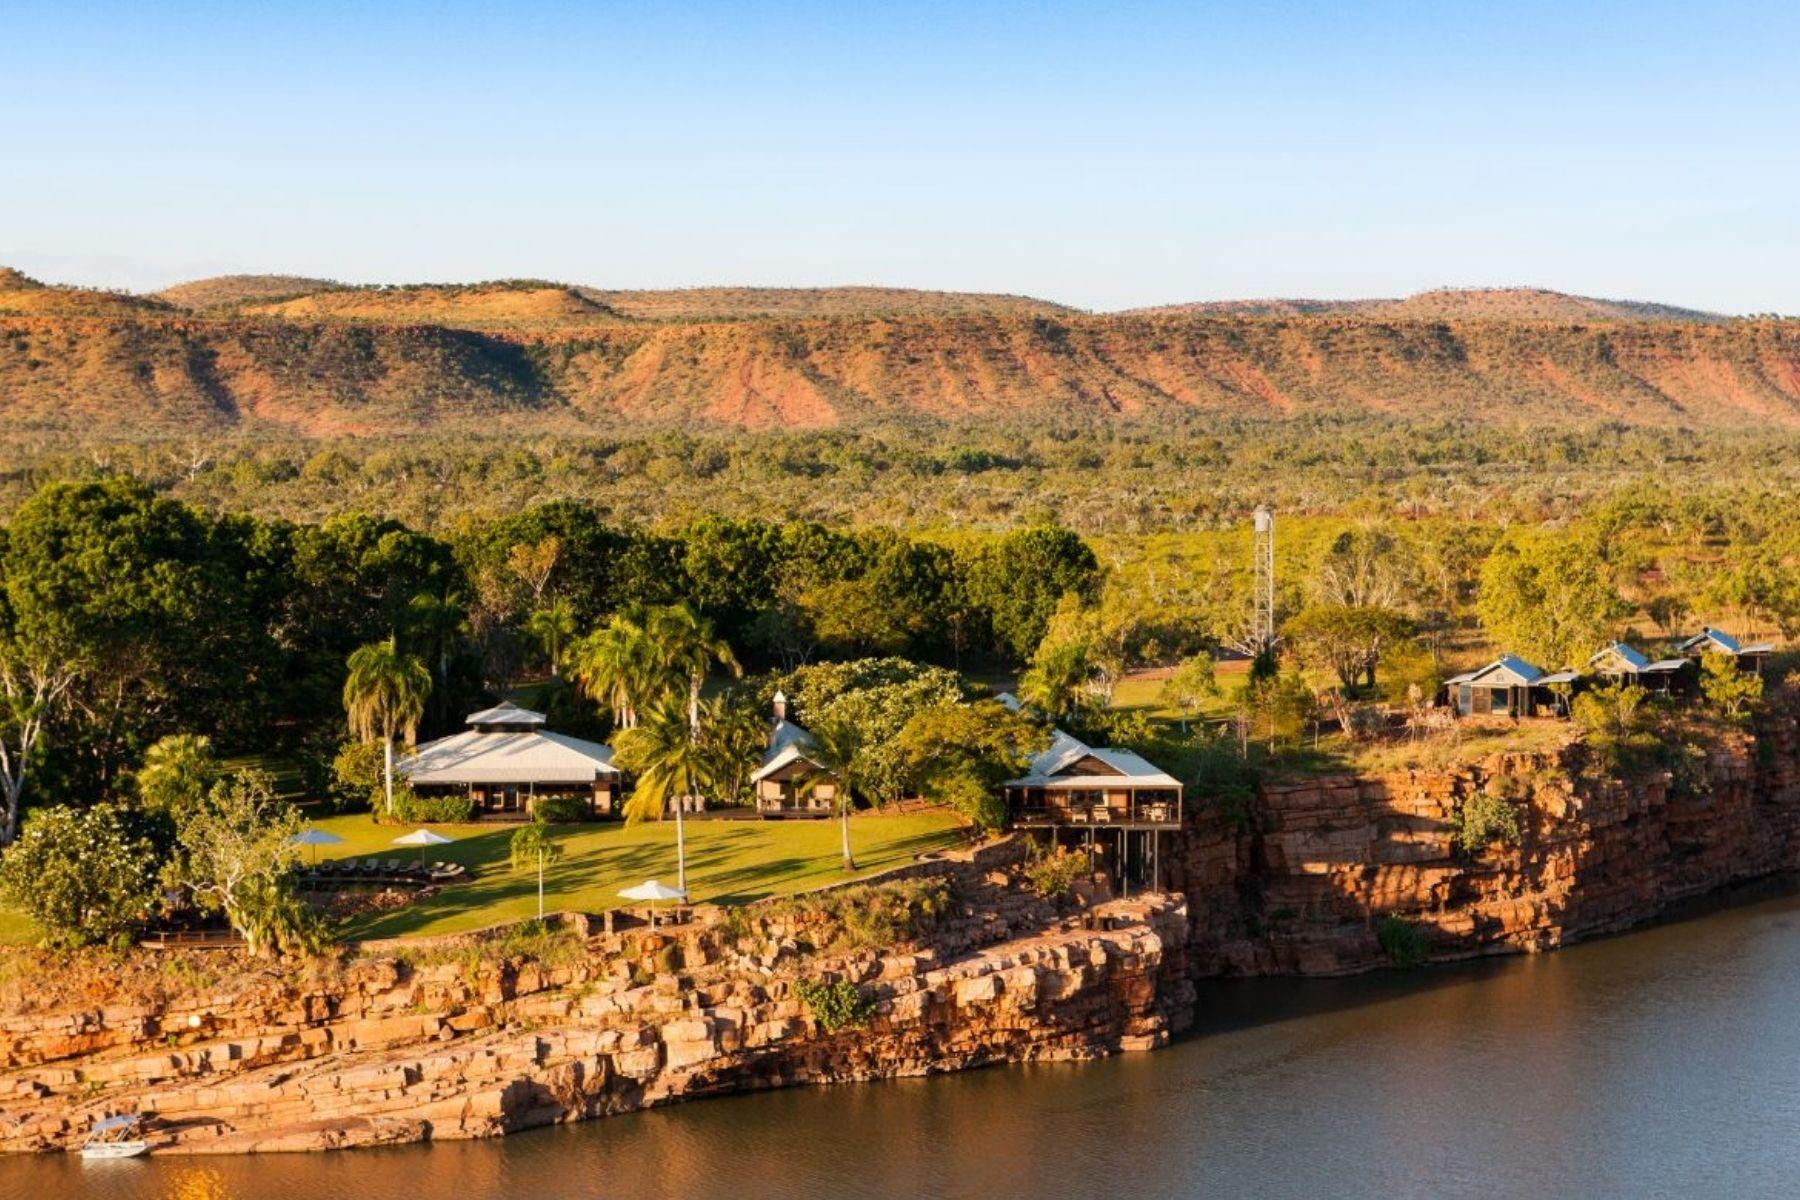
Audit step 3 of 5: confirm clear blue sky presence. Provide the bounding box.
[3,0,1797,312]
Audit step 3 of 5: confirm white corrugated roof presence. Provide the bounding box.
[465,701,546,727]
[751,742,824,783]
[402,729,618,785]
[1006,729,1180,790]
[751,719,825,783]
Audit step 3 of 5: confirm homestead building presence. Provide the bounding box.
[996,694,1182,891]
[401,701,622,819]
[751,691,839,818]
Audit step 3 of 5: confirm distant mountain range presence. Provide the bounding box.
[1,267,1795,437]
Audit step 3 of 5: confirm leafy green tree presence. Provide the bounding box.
[0,804,164,947]
[896,699,1048,830]
[510,819,563,920]
[1019,637,1097,728]
[133,733,221,818]
[1159,654,1219,733]
[525,597,577,676]
[612,696,707,895]
[329,738,385,811]
[173,771,319,958]
[569,607,656,729]
[1476,533,1628,668]
[1,477,261,800]
[966,526,1100,661]
[1699,651,1763,719]
[1237,670,1318,751]
[696,689,769,806]
[0,633,76,844]
[1311,524,1417,611]
[647,602,742,735]
[1285,604,1415,693]
[771,658,965,807]
[343,638,432,815]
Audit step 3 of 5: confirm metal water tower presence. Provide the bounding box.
[1252,505,1275,652]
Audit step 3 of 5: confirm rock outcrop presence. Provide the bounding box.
[1181,702,1800,975]
[0,842,1190,1154]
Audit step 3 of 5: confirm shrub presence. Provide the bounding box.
[1022,840,1087,898]
[1448,782,1524,853]
[532,793,592,823]
[330,739,385,812]
[0,804,165,948]
[1700,651,1763,720]
[758,877,951,953]
[794,977,875,1032]
[1377,915,1429,967]
[387,787,475,825]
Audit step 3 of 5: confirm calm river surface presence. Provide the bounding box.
[18,881,1800,1200]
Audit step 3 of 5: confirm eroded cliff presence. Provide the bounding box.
[0,842,1191,1154]
[1179,701,1800,975]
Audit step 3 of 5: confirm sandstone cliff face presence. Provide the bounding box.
[0,843,1191,1155]
[1180,705,1800,976]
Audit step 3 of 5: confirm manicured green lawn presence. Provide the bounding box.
[310,808,968,940]
[0,809,967,948]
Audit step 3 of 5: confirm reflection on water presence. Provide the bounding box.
[19,881,1800,1200]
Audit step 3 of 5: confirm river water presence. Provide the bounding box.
[18,881,1800,1200]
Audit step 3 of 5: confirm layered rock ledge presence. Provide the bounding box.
[0,842,1191,1154]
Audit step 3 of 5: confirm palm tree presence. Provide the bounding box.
[510,819,563,921]
[525,597,577,677]
[799,716,867,872]
[1020,639,1094,728]
[696,689,770,807]
[612,696,707,896]
[343,638,432,815]
[569,607,655,730]
[648,602,742,735]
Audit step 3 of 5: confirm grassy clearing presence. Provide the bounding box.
[311,808,966,940]
[0,808,964,947]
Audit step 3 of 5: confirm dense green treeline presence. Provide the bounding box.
[6,417,1800,536]
[0,476,1099,829]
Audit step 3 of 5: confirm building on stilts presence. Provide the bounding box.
[996,694,1183,894]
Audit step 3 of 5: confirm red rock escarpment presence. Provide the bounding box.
[1177,706,1800,975]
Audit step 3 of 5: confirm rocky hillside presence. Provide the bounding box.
[1,268,1794,436]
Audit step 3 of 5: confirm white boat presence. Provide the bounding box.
[80,1114,149,1160]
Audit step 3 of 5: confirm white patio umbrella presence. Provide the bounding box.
[619,879,687,924]
[290,827,345,865]
[392,827,455,867]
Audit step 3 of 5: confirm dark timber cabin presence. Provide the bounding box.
[1678,627,1775,674]
[1443,656,1555,718]
[998,695,1182,893]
